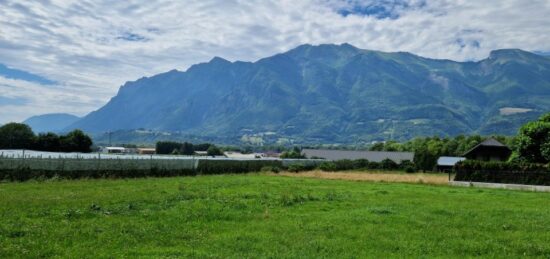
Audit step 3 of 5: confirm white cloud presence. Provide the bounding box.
[0,0,549,123]
[0,76,101,123]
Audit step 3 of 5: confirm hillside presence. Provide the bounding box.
[24,113,80,133]
[68,44,550,144]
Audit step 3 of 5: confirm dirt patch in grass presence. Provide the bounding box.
[280,170,449,185]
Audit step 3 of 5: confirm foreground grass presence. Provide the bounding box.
[1,174,549,258]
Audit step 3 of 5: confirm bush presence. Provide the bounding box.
[287,164,306,173]
[380,159,398,170]
[318,162,337,171]
[454,160,550,185]
[197,160,282,174]
[404,166,416,173]
[260,166,281,173]
[314,159,415,172]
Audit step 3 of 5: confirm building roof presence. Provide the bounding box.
[224,151,261,159]
[302,149,414,163]
[462,138,510,157]
[437,156,466,166]
[105,147,125,150]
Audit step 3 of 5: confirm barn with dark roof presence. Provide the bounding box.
[462,138,512,162]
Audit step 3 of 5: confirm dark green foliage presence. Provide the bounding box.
[515,112,550,163]
[155,141,217,155]
[280,147,306,159]
[156,141,183,155]
[454,160,550,185]
[35,132,61,152]
[318,162,337,171]
[317,159,414,172]
[0,123,35,149]
[286,164,308,173]
[0,123,92,153]
[180,142,195,155]
[0,168,197,182]
[193,143,212,151]
[380,159,398,170]
[59,130,93,153]
[197,160,283,174]
[260,166,281,173]
[206,145,223,156]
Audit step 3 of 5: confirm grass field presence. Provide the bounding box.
[1,173,550,258]
[281,170,449,185]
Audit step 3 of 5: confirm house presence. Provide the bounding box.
[301,149,414,163]
[137,148,156,155]
[437,156,466,172]
[462,138,512,161]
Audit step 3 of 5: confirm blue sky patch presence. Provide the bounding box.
[0,63,55,85]
[336,0,426,19]
[0,96,29,106]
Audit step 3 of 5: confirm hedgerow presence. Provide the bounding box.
[454,160,550,185]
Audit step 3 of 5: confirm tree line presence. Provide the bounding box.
[156,141,223,156]
[0,123,93,153]
[365,112,550,170]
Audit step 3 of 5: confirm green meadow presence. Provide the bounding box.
[1,174,549,258]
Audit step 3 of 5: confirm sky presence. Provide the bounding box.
[0,0,549,124]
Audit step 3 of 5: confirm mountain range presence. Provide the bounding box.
[61,43,550,144]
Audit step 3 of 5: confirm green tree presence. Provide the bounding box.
[180,142,195,155]
[35,132,61,152]
[156,141,182,154]
[516,113,550,163]
[206,145,223,156]
[369,142,385,151]
[280,147,306,159]
[60,129,93,153]
[0,123,35,149]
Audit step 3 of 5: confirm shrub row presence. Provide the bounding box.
[0,158,415,182]
[0,159,285,181]
[196,160,283,175]
[454,160,550,186]
[288,159,416,173]
[0,167,196,182]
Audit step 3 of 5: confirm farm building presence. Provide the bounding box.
[137,148,156,155]
[302,149,414,163]
[462,138,512,161]
[104,147,126,154]
[437,156,466,172]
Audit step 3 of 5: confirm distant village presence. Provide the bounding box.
[100,137,511,169]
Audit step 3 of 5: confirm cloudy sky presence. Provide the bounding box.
[1,0,549,124]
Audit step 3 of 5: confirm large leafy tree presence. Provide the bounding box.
[206,145,223,156]
[0,123,36,149]
[515,113,550,163]
[180,142,195,155]
[35,132,61,152]
[60,129,93,153]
